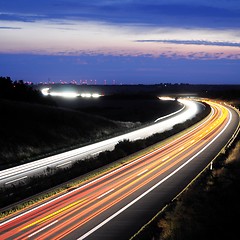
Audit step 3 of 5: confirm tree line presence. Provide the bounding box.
[0,76,55,105]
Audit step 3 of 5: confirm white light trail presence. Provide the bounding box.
[41,88,102,99]
[77,107,233,240]
[49,91,80,98]
[97,189,115,199]
[5,176,28,185]
[41,88,50,96]
[27,220,58,238]
[0,99,201,186]
[137,169,148,176]
[0,102,217,227]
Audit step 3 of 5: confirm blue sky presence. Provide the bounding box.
[0,0,240,84]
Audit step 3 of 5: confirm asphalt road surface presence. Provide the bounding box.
[0,100,239,240]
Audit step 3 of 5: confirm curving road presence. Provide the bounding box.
[0,100,239,240]
[0,98,201,186]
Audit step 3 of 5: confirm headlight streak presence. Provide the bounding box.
[50,91,80,98]
[54,121,226,240]
[27,220,59,238]
[154,104,185,122]
[0,98,238,240]
[39,102,226,239]
[4,176,28,185]
[1,101,212,230]
[41,88,102,98]
[0,100,237,240]
[0,99,201,185]
[77,103,233,240]
[41,87,50,96]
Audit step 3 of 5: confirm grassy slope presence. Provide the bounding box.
[0,97,181,170]
[55,95,182,123]
[80,99,181,123]
[0,99,128,169]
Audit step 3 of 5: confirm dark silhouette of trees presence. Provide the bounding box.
[0,76,55,105]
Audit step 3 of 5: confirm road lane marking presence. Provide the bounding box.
[161,156,170,162]
[137,169,148,176]
[5,176,28,185]
[0,104,215,228]
[21,199,86,230]
[56,161,72,168]
[77,107,232,240]
[27,220,58,238]
[154,105,185,122]
[97,189,115,199]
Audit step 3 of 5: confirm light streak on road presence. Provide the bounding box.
[41,88,102,98]
[56,161,72,168]
[27,220,59,238]
[137,169,148,176]
[41,87,50,96]
[4,176,28,185]
[97,189,115,199]
[0,99,239,240]
[0,98,201,186]
[49,91,80,98]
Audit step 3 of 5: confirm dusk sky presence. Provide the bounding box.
[1,0,240,84]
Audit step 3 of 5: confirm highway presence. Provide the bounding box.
[0,100,239,240]
[0,98,201,186]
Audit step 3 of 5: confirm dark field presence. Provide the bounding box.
[0,95,181,170]
[54,94,182,123]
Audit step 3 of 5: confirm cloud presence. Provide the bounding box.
[135,39,240,48]
[0,26,22,30]
[0,12,46,22]
[0,18,240,60]
[1,1,240,28]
